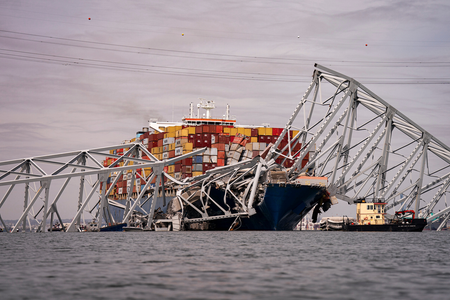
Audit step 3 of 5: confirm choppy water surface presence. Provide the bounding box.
[1,231,449,300]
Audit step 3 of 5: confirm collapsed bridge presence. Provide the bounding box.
[1,64,449,232]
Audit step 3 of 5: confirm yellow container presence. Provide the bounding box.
[169,143,176,151]
[237,128,245,135]
[159,127,166,132]
[258,127,266,136]
[109,150,114,155]
[183,142,193,151]
[130,138,136,142]
[167,126,176,133]
[292,130,300,137]
[187,127,196,134]
[181,129,189,137]
[251,137,258,143]
[265,127,273,136]
[164,132,176,138]
[151,148,157,154]
[192,171,203,177]
[174,126,182,131]
[223,127,230,134]
[244,128,252,137]
[230,128,238,136]
[144,168,153,177]
[168,165,175,173]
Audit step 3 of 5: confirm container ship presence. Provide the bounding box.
[101,101,333,231]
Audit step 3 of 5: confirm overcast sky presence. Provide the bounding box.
[1,0,450,218]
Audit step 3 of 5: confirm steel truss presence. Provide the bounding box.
[0,142,205,232]
[1,64,449,231]
[265,64,450,230]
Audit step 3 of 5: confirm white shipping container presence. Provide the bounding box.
[175,147,183,156]
[162,152,169,159]
[210,148,218,156]
[225,144,230,152]
[232,151,241,160]
[118,187,123,194]
[204,148,211,155]
[252,142,260,151]
[163,137,175,145]
[230,143,239,151]
[210,156,218,163]
[203,155,211,163]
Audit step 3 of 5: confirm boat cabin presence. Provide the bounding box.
[356,201,386,225]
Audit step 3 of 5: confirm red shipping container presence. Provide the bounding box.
[169,150,175,158]
[195,126,203,134]
[175,164,181,172]
[203,139,211,148]
[157,132,165,140]
[182,173,193,179]
[258,136,266,143]
[203,133,210,139]
[216,125,223,133]
[181,165,192,173]
[301,159,308,168]
[219,135,230,144]
[217,159,225,166]
[188,134,195,142]
[218,151,226,159]
[272,128,283,136]
[251,128,258,137]
[213,143,225,151]
[202,125,210,133]
[194,139,203,148]
[157,139,163,147]
[181,158,193,165]
[209,125,215,133]
[233,136,243,144]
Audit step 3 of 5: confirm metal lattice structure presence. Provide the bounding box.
[1,64,449,232]
[0,143,206,232]
[266,64,450,228]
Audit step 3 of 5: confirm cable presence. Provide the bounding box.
[1,30,450,66]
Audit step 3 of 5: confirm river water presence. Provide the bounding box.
[1,231,449,300]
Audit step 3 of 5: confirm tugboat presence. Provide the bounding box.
[341,199,427,232]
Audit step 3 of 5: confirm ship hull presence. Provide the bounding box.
[185,183,327,231]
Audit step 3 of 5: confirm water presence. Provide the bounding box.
[1,231,449,300]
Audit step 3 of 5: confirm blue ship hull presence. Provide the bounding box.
[244,183,327,230]
[185,183,328,231]
[108,184,328,231]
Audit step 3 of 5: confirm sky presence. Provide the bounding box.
[1,0,450,219]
